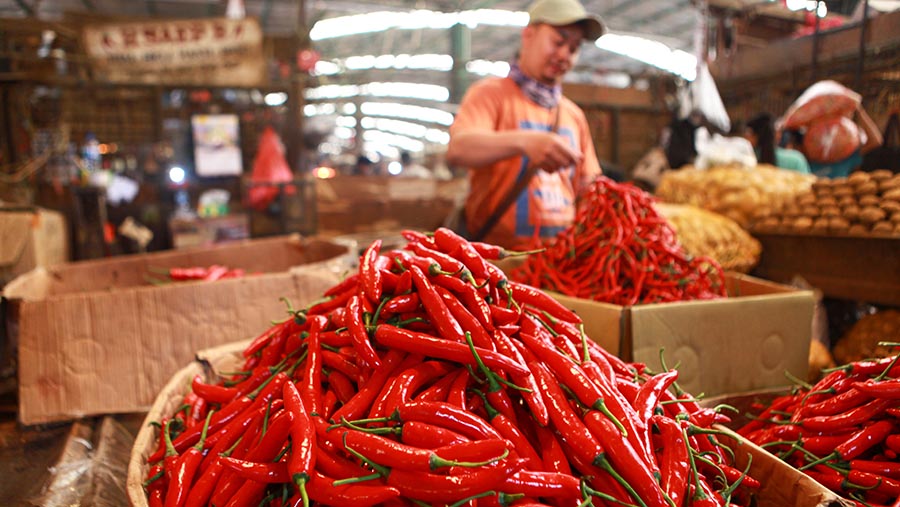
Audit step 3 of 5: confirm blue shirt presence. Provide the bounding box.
[809,150,863,179]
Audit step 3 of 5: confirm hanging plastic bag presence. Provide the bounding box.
[803,115,861,163]
[693,127,757,170]
[247,127,295,212]
[783,80,861,128]
[690,62,731,133]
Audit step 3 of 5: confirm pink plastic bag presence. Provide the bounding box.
[783,80,861,128]
[247,127,295,211]
[803,115,861,163]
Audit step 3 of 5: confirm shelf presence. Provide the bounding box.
[752,232,900,307]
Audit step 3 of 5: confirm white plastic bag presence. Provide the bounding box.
[690,63,731,133]
[694,127,757,170]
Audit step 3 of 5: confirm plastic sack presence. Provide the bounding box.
[783,80,861,128]
[693,127,757,170]
[803,115,861,163]
[690,63,731,133]
[247,127,295,212]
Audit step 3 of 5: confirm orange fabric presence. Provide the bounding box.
[450,77,601,248]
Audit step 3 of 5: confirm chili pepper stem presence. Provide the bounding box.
[446,490,497,507]
[430,448,510,471]
[798,452,838,471]
[783,370,814,390]
[337,417,401,436]
[341,433,391,477]
[580,478,640,507]
[874,353,900,382]
[592,454,649,507]
[142,469,164,488]
[592,398,627,437]
[331,472,382,486]
[465,332,530,393]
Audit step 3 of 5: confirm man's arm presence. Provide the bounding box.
[446,128,582,172]
[856,104,884,154]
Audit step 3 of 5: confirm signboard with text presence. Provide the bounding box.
[82,17,266,87]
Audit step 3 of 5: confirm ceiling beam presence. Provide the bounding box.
[14,0,35,16]
[146,0,157,16]
[602,0,644,19]
[261,0,273,30]
[80,0,96,11]
[624,0,693,27]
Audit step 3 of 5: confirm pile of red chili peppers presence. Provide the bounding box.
[737,353,900,507]
[155,265,248,283]
[143,227,757,507]
[512,177,727,305]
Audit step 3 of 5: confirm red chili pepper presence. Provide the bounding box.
[303,470,401,507]
[397,401,503,440]
[433,227,505,284]
[432,274,495,331]
[413,370,458,403]
[360,239,384,304]
[346,294,382,370]
[836,420,896,460]
[301,315,327,414]
[168,266,209,281]
[382,293,421,314]
[283,380,316,505]
[490,413,542,471]
[210,409,294,506]
[435,285,495,350]
[445,368,470,409]
[219,457,289,483]
[507,280,580,324]
[652,414,690,507]
[851,460,900,480]
[386,460,512,504]
[848,469,900,497]
[202,264,229,281]
[164,411,213,507]
[222,480,267,507]
[528,361,604,468]
[406,264,467,343]
[634,369,679,422]
[503,470,582,500]
[407,241,468,275]
[489,304,521,326]
[853,379,900,399]
[585,410,669,507]
[373,324,528,378]
[400,420,470,448]
[330,349,406,423]
[535,424,572,475]
[493,330,548,426]
[797,387,871,419]
[190,374,236,404]
[801,398,893,431]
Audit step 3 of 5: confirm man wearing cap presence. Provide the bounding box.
[446,0,604,248]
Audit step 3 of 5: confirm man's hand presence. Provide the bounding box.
[521,131,582,172]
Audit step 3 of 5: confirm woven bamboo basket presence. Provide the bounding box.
[126,340,247,507]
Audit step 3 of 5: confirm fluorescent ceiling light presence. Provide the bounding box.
[264,92,288,106]
[363,129,425,152]
[364,142,400,159]
[361,102,454,126]
[305,82,450,102]
[310,9,529,41]
[312,8,703,80]
[466,59,510,78]
[304,103,336,116]
[596,34,697,81]
[335,116,357,128]
[342,54,453,72]
[354,116,450,145]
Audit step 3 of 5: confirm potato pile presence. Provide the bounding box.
[654,202,761,273]
[656,164,815,228]
[832,309,900,364]
[751,170,900,236]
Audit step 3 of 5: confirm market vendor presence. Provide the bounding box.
[742,113,811,174]
[445,0,603,248]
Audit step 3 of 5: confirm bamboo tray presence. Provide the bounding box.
[126,340,247,507]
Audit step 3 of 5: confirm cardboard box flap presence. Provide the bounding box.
[0,212,33,268]
[629,289,815,397]
[4,234,346,298]
[2,267,52,301]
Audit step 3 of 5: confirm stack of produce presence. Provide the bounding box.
[833,310,900,364]
[512,177,727,305]
[655,203,762,273]
[736,354,900,506]
[139,227,756,507]
[656,165,815,228]
[751,170,900,236]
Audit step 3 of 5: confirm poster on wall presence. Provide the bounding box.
[191,114,243,177]
[82,17,265,87]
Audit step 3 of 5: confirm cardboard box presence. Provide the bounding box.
[715,426,852,507]
[0,207,68,287]
[551,273,815,397]
[2,234,352,425]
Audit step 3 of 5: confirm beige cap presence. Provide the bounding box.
[527,0,607,41]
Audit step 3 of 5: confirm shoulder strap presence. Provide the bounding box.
[470,106,562,242]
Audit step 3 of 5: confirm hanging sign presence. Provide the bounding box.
[82,17,265,87]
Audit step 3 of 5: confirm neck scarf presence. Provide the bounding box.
[508,61,561,109]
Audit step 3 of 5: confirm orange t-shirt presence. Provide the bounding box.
[450,77,601,248]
